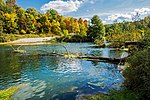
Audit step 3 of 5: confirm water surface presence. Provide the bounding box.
[0,43,124,100]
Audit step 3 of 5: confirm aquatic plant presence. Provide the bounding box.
[0,84,26,100]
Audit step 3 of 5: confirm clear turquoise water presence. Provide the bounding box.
[0,43,124,100]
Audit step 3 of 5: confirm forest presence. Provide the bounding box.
[0,0,88,42]
[0,0,150,46]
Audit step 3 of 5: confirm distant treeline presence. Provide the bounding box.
[103,16,150,47]
[0,0,150,45]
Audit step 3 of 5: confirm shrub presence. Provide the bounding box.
[123,48,150,99]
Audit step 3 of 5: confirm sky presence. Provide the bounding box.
[16,0,150,24]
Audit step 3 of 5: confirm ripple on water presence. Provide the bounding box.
[12,80,46,100]
[54,59,83,73]
[0,43,125,100]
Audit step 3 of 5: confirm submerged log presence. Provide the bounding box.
[31,52,126,63]
[77,56,126,63]
[13,50,26,53]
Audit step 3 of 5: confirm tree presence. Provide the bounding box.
[0,0,5,6]
[15,7,25,18]
[0,0,6,13]
[36,14,51,34]
[72,19,80,34]
[84,20,88,28]
[6,0,16,6]
[17,15,27,33]
[65,18,71,33]
[60,20,66,30]
[46,9,58,21]
[59,16,67,31]
[26,8,38,16]
[51,20,61,35]
[87,15,105,42]
[3,13,17,34]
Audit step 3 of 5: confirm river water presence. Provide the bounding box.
[0,43,125,100]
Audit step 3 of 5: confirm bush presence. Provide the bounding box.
[123,48,150,99]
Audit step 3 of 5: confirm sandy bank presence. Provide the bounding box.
[9,37,55,43]
[0,37,58,45]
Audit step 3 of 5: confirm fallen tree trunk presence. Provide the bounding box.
[77,56,126,63]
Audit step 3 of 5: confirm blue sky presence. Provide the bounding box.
[16,0,150,24]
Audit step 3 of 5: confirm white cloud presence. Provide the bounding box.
[41,0,84,14]
[102,20,107,24]
[106,7,150,23]
[107,14,132,21]
[134,8,150,15]
[90,1,95,4]
[40,0,98,14]
[86,9,89,12]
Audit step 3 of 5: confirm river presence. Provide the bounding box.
[0,43,126,100]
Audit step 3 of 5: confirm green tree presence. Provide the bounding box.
[17,15,27,33]
[3,13,17,34]
[36,14,51,34]
[26,8,38,16]
[51,20,61,35]
[46,9,58,21]
[0,0,6,13]
[87,15,105,42]
[26,13,37,34]
[59,16,67,30]
[0,0,5,6]
[15,7,26,18]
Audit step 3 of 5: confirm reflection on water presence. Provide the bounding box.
[55,59,82,73]
[12,80,46,100]
[0,43,124,100]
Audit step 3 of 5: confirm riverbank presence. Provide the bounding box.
[9,37,54,43]
[0,36,58,45]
